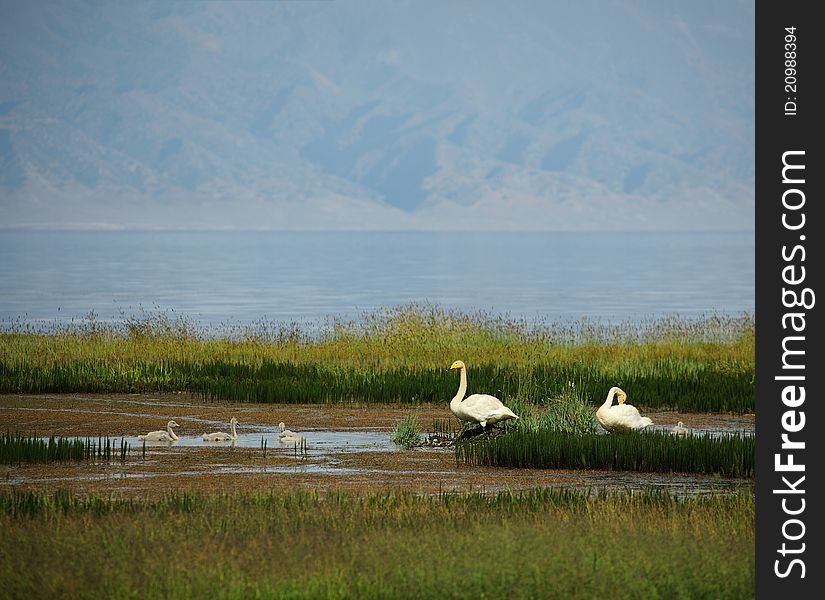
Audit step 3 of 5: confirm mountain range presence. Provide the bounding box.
[0,0,754,230]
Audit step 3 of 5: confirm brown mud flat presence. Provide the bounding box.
[1,394,754,498]
[0,393,451,436]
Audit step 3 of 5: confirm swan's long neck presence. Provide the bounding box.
[450,367,468,412]
[230,421,237,439]
[167,424,179,441]
[599,388,618,412]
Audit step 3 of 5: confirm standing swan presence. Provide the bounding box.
[138,420,180,441]
[278,422,304,445]
[595,387,653,432]
[203,417,238,442]
[449,360,519,429]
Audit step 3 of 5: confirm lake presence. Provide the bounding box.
[0,230,753,326]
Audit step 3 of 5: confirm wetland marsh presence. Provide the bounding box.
[0,307,755,597]
[0,393,753,497]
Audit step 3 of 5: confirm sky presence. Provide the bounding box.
[0,0,754,231]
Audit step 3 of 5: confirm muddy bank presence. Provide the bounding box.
[1,394,754,499]
[0,393,754,436]
[0,393,451,437]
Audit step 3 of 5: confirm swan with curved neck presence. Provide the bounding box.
[595,387,652,432]
[203,417,238,442]
[138,420,180,442]
[449,360,519,429]
[278,422,304,445]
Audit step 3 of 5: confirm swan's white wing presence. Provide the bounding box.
[279,428,304,443]
[461,394,518,423]
[280,432,304,445]
[609,404,644,420]
[139,430,169,441]
[461,394,503,416]
[599,403,652,430]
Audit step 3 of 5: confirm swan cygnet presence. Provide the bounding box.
[595,387,653,433]
[670,421,690,436]
[278,422,304,445]
[138,420,180,442]
[449,360,519,429]
[203,417,238,442]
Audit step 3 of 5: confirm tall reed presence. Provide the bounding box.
[456,430,754,477]
[0,433,129,464]
[0,305,754,412]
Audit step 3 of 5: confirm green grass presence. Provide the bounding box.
[0,432,129,464]
[539,386,598,434]
[391,414,422,449]
[0,488,754,598]
[0,304,755,412]
[457,430,754,477]
[506,381,598,435]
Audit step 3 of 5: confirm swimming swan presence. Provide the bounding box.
[203,417,238,442]
[278,422,304,445]
[595,387,653,432]
[670,421,690,436]
[449,360,519,429]
[138,420,180,442]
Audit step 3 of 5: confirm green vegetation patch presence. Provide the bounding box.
[0,305,755,412]
[0,433,129,464]
[391,414,422,449]
[457,430,754,477]
[0,488,754,598]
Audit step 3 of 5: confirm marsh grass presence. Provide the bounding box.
[0,488,754,598]
[0,433,129,464]
[391,414,422,449]
[539,384,598,435]
[0,304,754,412]
[457,430,754,477]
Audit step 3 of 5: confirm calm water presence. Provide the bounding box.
[0,230,753,326]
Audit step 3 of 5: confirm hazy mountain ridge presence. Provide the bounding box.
[0,1,754,230]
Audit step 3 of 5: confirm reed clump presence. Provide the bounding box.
[0,433,129,464]
[0,304,754,412]
[465,378,621,437]
[538,384,597,435]
[456,430,754,477]
[391,414,422,449]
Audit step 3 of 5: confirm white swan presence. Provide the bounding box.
[203,417,238,442]
[278,422,304,445]
[449,360,519,429]
[595,387,653,432]
[138,420,180,442]
[670,421,690,436]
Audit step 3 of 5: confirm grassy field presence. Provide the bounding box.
[0,488,754,599]
[0,305,755,412]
